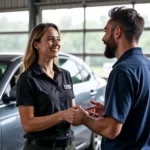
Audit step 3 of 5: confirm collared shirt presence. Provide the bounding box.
[16,63,74,141]
[102,47,150,150]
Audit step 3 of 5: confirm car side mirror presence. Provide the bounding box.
[2,86,16,103]
[9,86,17,99]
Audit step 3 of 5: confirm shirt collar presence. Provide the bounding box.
[113,47,143,68]
[32,62,62,76]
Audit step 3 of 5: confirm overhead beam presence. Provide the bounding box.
[35,0,150,7]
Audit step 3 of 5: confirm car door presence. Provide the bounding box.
[58,57,92,149]
[76,64,99,108]
[0,59,24,150]
[0,102,24,150]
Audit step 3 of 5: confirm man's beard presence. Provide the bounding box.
[104,34,117,59]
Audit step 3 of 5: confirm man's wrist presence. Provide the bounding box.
[82,113,89,125]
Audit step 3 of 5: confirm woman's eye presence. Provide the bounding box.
[48,38,54,42]
[47,38,60,42]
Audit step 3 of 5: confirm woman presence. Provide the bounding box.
[16,23,77,150]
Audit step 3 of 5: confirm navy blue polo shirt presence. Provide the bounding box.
[101,47,150,150]
[16,63,74,141]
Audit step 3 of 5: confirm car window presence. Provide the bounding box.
[58,58,82,84]
[77,64,91,82]
[2,66,21,103]
[2,83,12,103]
[80,68,91,82]
[0,63,8,79]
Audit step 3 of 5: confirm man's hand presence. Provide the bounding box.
[72,106,88,126]
[85,100,104,117]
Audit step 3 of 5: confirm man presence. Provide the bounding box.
[73,7,150,150]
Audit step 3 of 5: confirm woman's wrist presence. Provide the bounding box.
[58,111,65,121]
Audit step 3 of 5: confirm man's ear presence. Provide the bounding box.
[114,27,122,39]
[33,41,39,50]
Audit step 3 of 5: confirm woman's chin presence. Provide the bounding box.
[49,53,58,58]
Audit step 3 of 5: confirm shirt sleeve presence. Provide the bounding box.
[104,69,134,124]
[16,73,35,107]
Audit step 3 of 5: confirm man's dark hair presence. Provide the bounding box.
[108,7,145,42]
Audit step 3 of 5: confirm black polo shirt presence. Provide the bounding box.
[16,63,74,141]
[102,47,150,150]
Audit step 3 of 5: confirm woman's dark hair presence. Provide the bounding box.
[108,7,145,42]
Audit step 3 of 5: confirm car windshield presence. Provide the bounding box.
[0,62,8,80]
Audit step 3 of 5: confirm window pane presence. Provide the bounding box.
[42,8,84,30]
[58,58,82,84]
[0,34,28,52]
[86,32,105,53]
[139,31,150,53]
[135,3,150,27]
[61,33,83,53]
[86,5,132,29]
[0,63,8,79]
[86,56,117,78]
[80,69,91,82]
[0,11,29,31]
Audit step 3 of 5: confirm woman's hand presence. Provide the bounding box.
[62,108,77,124]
